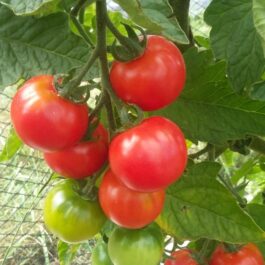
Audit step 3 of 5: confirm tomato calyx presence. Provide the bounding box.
[109,23,147,62]
[53,73,92,104]
[223,243,243,253]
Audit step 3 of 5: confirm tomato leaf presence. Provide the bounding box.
[0,4,99,88]
[57,240,81,265]
[157,162,265,243]
[204,0,265,93]
[155,48,265,144]
[0,128,23,162]
[0,0,62,16]
[114,0,189,44]
[253,0,265,55]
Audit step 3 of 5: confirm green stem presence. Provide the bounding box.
[249,136,265,156]
[89,90,107,120]
[168,0,190,36]
[71,16,95,47]
[70,0,88,17]
[168,0,194,50]
[60,48,99,97]
[197,239,211,264]
[96,0,119,133]
[189,144,212,159]
[218,174,247,208]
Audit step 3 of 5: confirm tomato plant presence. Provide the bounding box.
[209,244,264,265]
[91,241,113,265]
[165,249,199,265]
[99,169,165,229]
[108,224,164,265]
[11,75,89,152]
[44,123,108,179]
[43,179,106,243]
[110,35,186,111]
[109,116,187,192]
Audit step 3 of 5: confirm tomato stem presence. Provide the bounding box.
[218,173,247,208]
[248,136,265,156]
[70,0,95,47]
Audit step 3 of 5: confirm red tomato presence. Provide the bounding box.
[109,116,187,192]
[165,249,198,265]
[110,35,186,111]
[210,244,264,265]
[11,75,89,152]
[99,169,165,229]
[44,123,109,179]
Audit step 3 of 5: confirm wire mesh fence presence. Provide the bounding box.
[0,1,210,264]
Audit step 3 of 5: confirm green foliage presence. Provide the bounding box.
[0,4,98,88]
[114,0,189,44]
[57,240,81,265]
[0,129,23,162]
[204,0,265,93]
[253,0,265,55]
[156,48,265,144]
[157,162,265,243]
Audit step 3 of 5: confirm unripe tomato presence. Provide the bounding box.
[109,116,187,192]
[44,180,106,243]
[165,249,199,265]
[44,123,109,179]
[92,241,113,265]
[108,224,164,265]
[99,169,165,229]
[110,35,186,111]
[11,75,89,152]
[210,243,264,265]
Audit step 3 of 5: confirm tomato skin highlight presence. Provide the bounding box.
[109,116,187,192]
[108,224,164,265]
[44,123,109,179]
[110,35,186,111]
[99,169,165,229]
[11,75,89,152]
[43,180,106,243]
[91,242,113,265]
[165,249,199,265]
[210,244,264,265]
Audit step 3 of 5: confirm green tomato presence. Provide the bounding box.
[92,241,113,265]
[44,179,106,243]
[108,224,164,265]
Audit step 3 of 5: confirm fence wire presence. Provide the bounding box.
[0,1,210,264]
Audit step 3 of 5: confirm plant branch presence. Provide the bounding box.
[218,173,247,208]
[60,48,99,97]
[71,16,95,47]
[168,0,194,49]
[189,144,212,159]
[248,136,265,156]
[96,0,117,133]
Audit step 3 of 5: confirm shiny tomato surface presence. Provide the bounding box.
[110,35,186,111]
[44,123,109,179]
[210,244,264,265]
[99,169,165,229]
[109,116,187,192]
[11,75,89,151]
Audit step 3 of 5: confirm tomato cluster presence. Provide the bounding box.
[11,35,263,265]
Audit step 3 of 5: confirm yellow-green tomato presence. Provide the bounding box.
[108,224,164,265]
[44,180,106,243]
[92,241,113,265]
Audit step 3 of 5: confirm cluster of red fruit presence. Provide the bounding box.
[10,36,190,265]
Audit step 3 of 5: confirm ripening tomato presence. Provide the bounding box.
[44,179,106,243]
[99,169,165,229]
[210,244,264,265]
[109,116,187,192]
[11,75,89,152]
[165,249,199,265]
[108,224,164,265]
[44,123,109,179]
[110,35,186,111]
